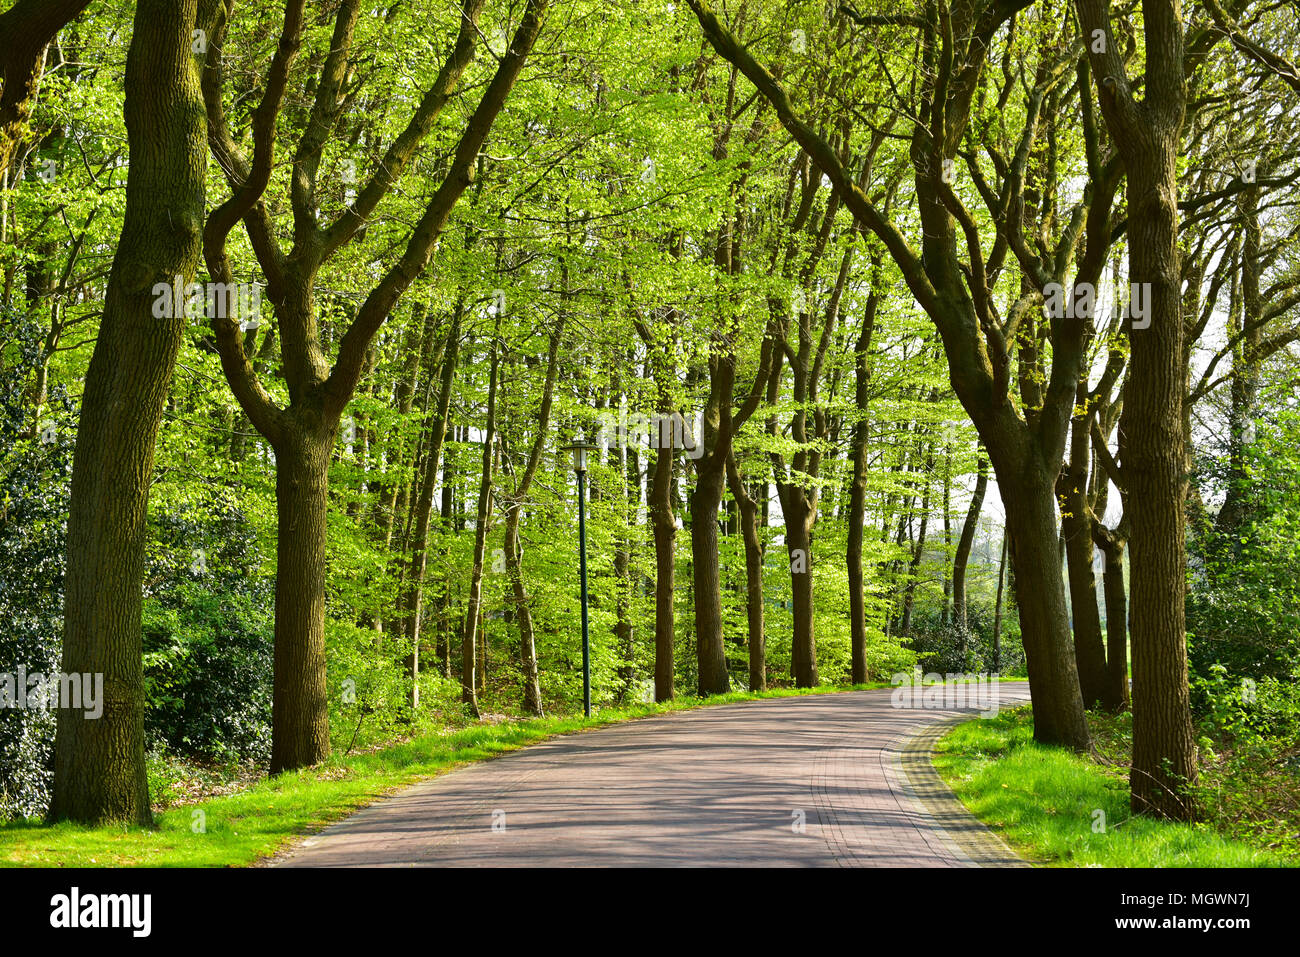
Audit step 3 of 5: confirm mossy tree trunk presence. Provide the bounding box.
[51,0,207,825]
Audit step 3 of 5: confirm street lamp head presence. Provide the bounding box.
[561,440,600,473]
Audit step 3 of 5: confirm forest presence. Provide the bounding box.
[0,0,1298,864]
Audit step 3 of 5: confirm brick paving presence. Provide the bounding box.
[277,684,1032,868]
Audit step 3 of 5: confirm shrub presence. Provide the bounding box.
[141,493,274,764]
[1188,410,1300,738]
[904,601,1026,677]
[0,314,72,820]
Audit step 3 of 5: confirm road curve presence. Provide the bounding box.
[276,684,1031,868]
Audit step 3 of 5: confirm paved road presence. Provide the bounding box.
[277,684,1031,868]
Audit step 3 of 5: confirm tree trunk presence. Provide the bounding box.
[399,307,461,708]
[51,0,205,825]
[726,452,766,691]
[951,454,988,634]
[847,287,877,683]
[270,420,333,772]
[477,600,487,693]
[1061,391,1108,708]
[1095,527,1130,712]
[1120,120,1199,811]
[650,433,676,702]
[998,467,1090,749]
[1124,161,1197,815]
[783,493,818,687]
[846,437,870,683]
[1077,0,1196,822]
[461,334,500,718]
[690,456,730,695]
[505,509,544,716]
[991,532,1007,673]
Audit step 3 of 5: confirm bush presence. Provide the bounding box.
[141,493,274,764]
[904,601,1025,677]
[1188,410,1300,737]
[0,314,73,820]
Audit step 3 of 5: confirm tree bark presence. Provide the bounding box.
[461,333,500,718]
[690,455,731,694]
[1061,386,1108,708]
[846,285,878,683]
[649,423,676,702]
[998,466,1090,746]
[270,419,333,771]
[726,452,766,691]
[1078,0,1197,819]
[951,454,988,634]
[1094,524,1130,712]
[50,0,205,825]
[783,492,818,686]
[501,321,563,716]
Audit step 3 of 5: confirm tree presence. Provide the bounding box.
[50,0,207,825]
[460,324,501,718]
[951,452,988,637]
[500,320,564,716]
[687,0,1096,748]
[200,0,549,771]
[846,271,880,683]
[0,0,92,178]
[1077,0,1198,819]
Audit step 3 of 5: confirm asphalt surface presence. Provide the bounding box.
[277,684,1032,867]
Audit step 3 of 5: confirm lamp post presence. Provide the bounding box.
[562,441,599,717]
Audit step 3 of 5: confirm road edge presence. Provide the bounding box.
[900,714,1031,868]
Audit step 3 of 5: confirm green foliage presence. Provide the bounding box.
[1189,411,1300,740]
[139,492,274,763]
[0,313,73,820]
[935,708,1287,867]
[9,0,1297,866]
[905,603,1026,678]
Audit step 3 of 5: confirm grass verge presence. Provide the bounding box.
[932,706,1290,867]
[0,683,883,867]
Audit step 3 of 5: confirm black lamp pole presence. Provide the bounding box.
[563,441,598,717]
[576,464,590,717]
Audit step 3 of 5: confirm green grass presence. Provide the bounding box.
[0,683,886,867]
[933,707,1289,867]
